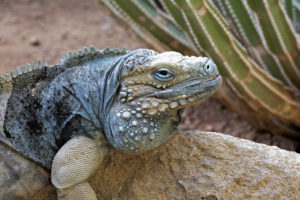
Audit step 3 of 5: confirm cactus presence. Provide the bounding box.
[99,0,300,138]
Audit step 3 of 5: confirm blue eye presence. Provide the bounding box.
[153,68,175,82]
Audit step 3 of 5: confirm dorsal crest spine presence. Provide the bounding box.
[60,46,128,64]
[0,46,128,85]
[0,60,48,85]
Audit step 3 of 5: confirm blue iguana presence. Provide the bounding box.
[0,46,221,200]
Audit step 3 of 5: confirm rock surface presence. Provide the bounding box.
[28,131,300,200]
[92,131,300,200]
[0,142,49,200]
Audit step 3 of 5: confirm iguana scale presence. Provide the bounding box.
[0,46,221,200]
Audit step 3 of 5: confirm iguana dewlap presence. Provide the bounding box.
[0,47,221,200]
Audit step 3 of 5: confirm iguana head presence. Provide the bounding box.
[106,49,221,153]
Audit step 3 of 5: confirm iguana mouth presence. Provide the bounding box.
[150,75,222,99]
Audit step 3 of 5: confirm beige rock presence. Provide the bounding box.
[91,131,300,200]
[0,142,49,200]
[2,131,300,200]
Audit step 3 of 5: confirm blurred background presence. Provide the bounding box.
[0,0,298,151]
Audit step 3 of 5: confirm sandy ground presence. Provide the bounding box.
[0,0,298,151]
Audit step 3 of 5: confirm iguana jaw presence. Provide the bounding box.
[150,74,222,100]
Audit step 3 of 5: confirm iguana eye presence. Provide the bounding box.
[203,60,215,74]
[152,68,175,82]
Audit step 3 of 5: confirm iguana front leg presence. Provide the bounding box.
[51,135,107,200]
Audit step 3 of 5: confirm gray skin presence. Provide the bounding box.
[0,47,221,171]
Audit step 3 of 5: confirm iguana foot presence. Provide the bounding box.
[56,182,97,200]
[51,136,107,200]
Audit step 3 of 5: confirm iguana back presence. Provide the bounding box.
[0,47,140,169]
[0,64,66,168]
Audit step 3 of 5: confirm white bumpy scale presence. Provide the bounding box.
[56,182,97,200]
[51,136,107,200]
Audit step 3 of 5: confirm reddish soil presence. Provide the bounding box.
[0,0,298,152]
